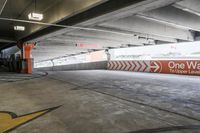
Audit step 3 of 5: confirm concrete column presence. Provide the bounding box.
[18,43,35,74]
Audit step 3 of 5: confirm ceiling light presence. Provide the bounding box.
[28,12,43,21]
[14,26,25,31]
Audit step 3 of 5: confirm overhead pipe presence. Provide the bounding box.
[0,0,8,15]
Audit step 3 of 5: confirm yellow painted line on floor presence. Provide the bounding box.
[0,106,60,133]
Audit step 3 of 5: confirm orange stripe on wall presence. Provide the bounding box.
[108,60,200,76]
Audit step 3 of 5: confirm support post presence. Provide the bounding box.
[18,42,35,74]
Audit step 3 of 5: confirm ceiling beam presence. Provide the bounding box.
[64,29,156,44]
[16,0,108,41]
[93,26,178,43]
[33,49,89,53]
[173,0,200,16]
[21,0,150,42]
[47,33,155,47]
[34,45,103,51]
[32,0,180,43]
[0,37,15,43]
[46,37,125,48]
[99,16,194,41]
[138,6,200,33]
[0,43,16,51]
[78,0,180,27]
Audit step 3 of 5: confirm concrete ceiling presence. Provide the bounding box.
[0,0,107,49]
[1,0,200,62]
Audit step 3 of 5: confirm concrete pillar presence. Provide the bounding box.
[18,42,35,74]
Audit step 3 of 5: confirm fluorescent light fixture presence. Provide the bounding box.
[28,12,43,21]
[14,26,25,31]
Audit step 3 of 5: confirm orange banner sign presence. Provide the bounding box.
[150,60,200,76]
[108,60,200,76]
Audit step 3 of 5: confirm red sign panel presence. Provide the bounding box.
[108,60,200,76]
[150,60,200,76]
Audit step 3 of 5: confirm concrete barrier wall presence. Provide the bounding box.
[108,60,200,76]
[35,61,108,71]
[35,60,200,76]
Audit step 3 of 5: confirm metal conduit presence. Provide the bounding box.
[0,0,8,15]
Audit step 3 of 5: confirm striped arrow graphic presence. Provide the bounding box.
[151,61,161,72]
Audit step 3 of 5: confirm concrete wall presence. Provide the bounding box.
[1,46,20,58]
[35,61,107,71]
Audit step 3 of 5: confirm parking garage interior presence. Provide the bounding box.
[0,0,200,133]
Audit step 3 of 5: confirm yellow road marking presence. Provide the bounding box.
[0,106,60,133]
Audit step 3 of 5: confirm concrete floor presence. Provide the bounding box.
[0,70,200,133]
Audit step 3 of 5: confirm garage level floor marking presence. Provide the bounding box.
[0,70,200,133]
[0,106,60,133]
